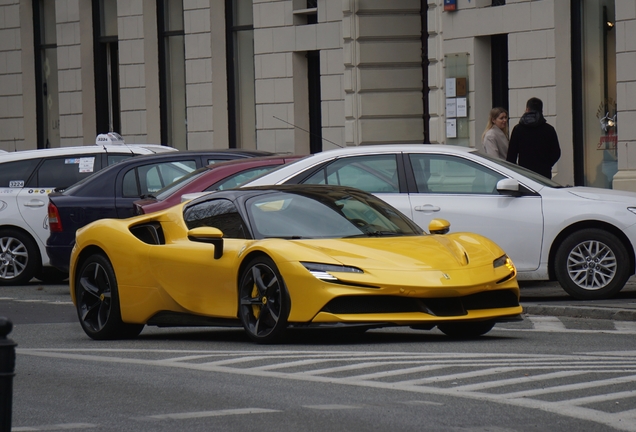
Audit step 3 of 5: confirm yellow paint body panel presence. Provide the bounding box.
[70,202,521,327]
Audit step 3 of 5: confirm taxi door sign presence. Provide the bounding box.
[444,0,457,11]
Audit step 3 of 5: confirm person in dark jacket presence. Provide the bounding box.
[506,97,561,178]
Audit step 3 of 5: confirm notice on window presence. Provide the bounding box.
[446,98,457,118]
[446,119,457,138]
[79,157,95,173]
[445,78,456,98]
[456,97,467,117]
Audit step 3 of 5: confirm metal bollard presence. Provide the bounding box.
[0,317,16,432]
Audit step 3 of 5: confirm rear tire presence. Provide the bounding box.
[75,253,143,340]
[554,229,629,300]
[437,321,495,338]
[0,228,40,286]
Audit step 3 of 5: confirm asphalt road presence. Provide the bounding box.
[2,280,636,431]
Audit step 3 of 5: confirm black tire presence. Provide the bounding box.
[437,321,495,338]
[36,267,69,284]
[75,253,143,340]
[0,228,40,286]
[554,229,629,300]
[238,256,290,344]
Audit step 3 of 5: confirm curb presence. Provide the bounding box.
[523,304,636,322]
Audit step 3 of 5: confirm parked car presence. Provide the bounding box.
[46,149,272,272]
[243,144,636,300]
[0,133,176,285]
[69,184,522,343]
[132,155,304,215]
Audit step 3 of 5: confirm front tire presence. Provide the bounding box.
[437,321,495,338]
[76,253,143,340]
[554,229,629,300]
[238,256,290,344]
[0,228,40,286]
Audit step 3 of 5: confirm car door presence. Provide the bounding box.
[148,198,248,317]
[405,152,544,272]
[297,153,414,219]
[18,154,102,246]
[116,159,198,218]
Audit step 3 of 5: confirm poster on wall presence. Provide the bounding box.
[446,98,457,118]
[445,78,456,97]
[446,119,457,138]
[456,98,467,117]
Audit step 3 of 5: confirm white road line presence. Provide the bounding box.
[615,322,636,333]
[343,364,450,381]
[138,408,280,420]
[400,400,444,406]
[527,316,568,331]
[566,389,636,406]
[12,423,98,431]
[503,374,636,399]
[302,405,361,410]
[452,370,588,392]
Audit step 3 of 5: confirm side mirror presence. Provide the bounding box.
[429,218,450,235]
[496,178,521,197]
[188,227,224,259]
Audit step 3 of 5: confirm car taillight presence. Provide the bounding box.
[48,202,63,232]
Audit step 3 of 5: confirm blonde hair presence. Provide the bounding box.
[481,107,509,142]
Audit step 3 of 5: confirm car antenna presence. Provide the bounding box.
[273,116,343,148]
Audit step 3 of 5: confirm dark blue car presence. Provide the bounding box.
[46,149,271,272]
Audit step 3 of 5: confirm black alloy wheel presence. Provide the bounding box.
[238,256,290,344]
[76,253,143,340]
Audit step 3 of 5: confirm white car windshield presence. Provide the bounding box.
[474,150,564,187]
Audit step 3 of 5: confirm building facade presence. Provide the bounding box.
[1,0,635,190]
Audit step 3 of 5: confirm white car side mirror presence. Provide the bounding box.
[496,178,521,196]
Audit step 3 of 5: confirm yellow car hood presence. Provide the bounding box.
[285,234,502,271]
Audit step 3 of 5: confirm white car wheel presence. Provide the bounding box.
[0,229,39,286]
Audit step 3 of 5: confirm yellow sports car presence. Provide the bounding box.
[69,185,522,343]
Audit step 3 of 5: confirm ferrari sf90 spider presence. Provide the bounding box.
[70,185,522,343]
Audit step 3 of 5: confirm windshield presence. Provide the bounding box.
[154,166,209,200]
[474,150,564,188]
[246,189,422,239]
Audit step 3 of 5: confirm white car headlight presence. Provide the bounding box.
[301,262,363,281]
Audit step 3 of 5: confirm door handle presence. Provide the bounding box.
[414,204,440,212]
[24,200,45,208]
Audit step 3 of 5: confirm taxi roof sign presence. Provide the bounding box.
[95,132,125,146]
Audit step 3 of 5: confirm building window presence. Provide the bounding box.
[226,0,256,149]
[33,0,59,149]
[92,0,121,134]
[158,0,187,149]
[307,51,322,153]
[572,0,616,188]
[491,34,508,111]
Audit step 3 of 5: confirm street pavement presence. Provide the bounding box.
[519,277,636,322]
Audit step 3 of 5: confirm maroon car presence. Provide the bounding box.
[133,155,304,214]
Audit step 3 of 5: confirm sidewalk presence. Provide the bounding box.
[519,278,636,322]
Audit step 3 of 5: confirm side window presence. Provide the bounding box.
[303,155,399,193]
[207,166,277,191]
[184,199,248,239]
[107,154,135,165]
[124,160,197,197]
[0,159,40,187]
[37,155,100,188]
[409,154,505,194]
[207,158,229,165]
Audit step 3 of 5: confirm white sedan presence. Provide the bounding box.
[245,144,636,300]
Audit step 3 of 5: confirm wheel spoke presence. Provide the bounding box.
[567,240,616,290]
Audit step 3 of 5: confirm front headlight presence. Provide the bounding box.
[301,262,363,281]
[493,254,515,272]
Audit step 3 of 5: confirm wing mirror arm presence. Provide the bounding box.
[187,227,224,259]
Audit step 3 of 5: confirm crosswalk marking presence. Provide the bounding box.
[526,315,567,331]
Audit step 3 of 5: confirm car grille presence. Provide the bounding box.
[320,290,519,317]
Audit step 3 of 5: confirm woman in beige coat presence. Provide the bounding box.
[481,107,509,159]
